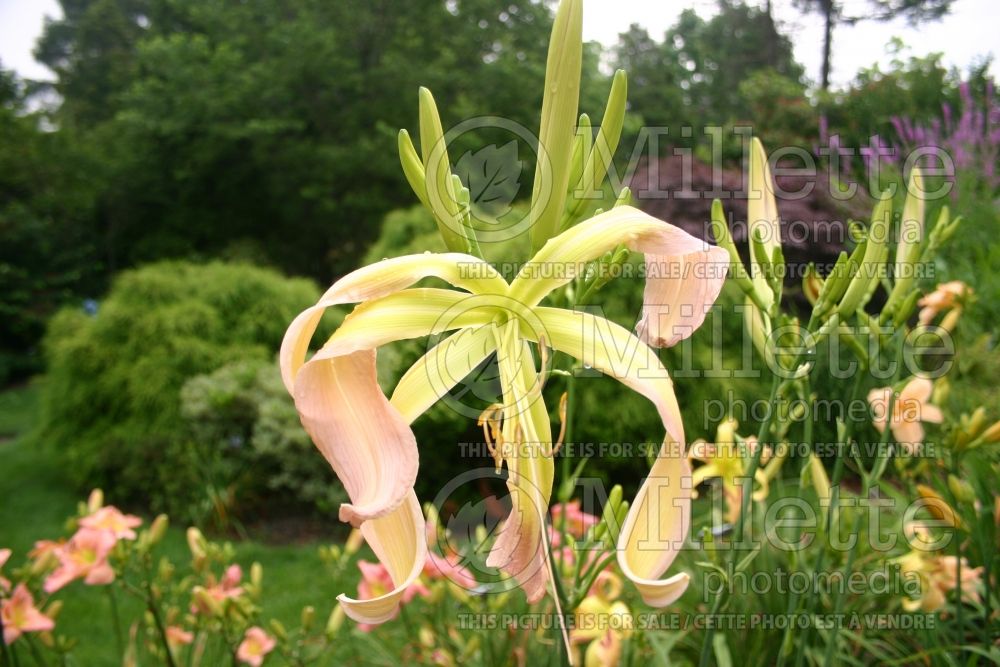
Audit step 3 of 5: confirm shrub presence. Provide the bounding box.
[38,261,321,521]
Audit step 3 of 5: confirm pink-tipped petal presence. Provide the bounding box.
[280,256,507,527]
[511,206,729,349]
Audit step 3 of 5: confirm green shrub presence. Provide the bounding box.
[38,260,321,521]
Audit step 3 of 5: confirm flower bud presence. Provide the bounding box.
[345,529,364,556]
[149,514,169,545]
[269,619,288,641]
[979,419,1000,444]
[947,475,976,504]
[326,603,345,638]
[87,489,104,513]
[300,605,315,632]
[250,562,263,589]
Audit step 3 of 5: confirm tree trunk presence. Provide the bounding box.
[820,0,834,90]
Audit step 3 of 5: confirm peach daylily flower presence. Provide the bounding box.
[896,527,984,613]
[918,281,971,326]
[236,626,276,667]
[0,548,11,592]
[79,506,143,541]
[868,378,943,452]
[44,528,117,593]
[2,583,55,644]
[280,206,728,626]
[166,625,194,647]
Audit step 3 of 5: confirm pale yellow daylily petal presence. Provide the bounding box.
[524,307,685,444]
[510,206,729,349]
[337,492,427,625]
[617,453,691,607]
[747,137,781,303]
[390,325,497,423]
[523,307,690,605]
[486,321,554,603]
[280,253,508,392]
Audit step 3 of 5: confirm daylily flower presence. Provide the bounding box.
[917,281,971,326]
[28,540,63,575]
[280,205,728,625]
[896,526,984,613]
[1,583,55,644]
[44,528,117,593]
[166,625,194,647]
[0,548,11,592]
[689,419,770,524]
[236,626,276,667]
[571,571,632,667]
[423,553,477,590]
[551,501,600,540]
[79,505,143,541]
[868,378,943,453]
[191,564,245,614]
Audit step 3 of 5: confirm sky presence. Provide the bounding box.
[0,0,997,88]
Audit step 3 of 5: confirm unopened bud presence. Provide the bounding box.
[300,605,315,631]
[149,514,169,545]
[87,489,104,513]
[947,475,976,504]
[326,604,345,638]
[269,619,288,641]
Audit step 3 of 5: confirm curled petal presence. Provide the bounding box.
[281,256,507,526]
[617,454,692,607]
[338,492,427,625]
[525,307,691,604]
[512,206,728,348]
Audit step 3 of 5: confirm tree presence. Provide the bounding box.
[612,2,803,134]
[31,0,608,281]
[793,0,955,89]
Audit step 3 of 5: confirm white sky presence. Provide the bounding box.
[0,0,997,88]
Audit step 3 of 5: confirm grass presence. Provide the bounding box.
[0,382,347,666]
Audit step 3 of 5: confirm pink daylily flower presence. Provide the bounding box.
[422,553,477,590]
[236,626,276,666]
[868,378,943,452]
[79,506,143,540]
[2,583,55,644]
[551,501,600,539]
[44,528,117,593]
[192,564,244,614]
[280,205,728,626]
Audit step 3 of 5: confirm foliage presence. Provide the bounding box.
[0,66,99,383]
[37,261,321,522]
[31,0,608,281]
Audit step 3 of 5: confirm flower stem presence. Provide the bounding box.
[107,585,124,658]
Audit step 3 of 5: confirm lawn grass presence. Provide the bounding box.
[0,383,347,666]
